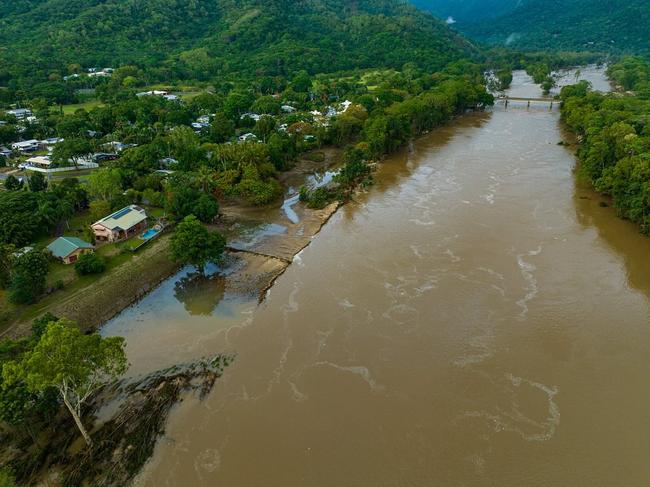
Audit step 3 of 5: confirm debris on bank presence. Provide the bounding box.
[3,354,234,486]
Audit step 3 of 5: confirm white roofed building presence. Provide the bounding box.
[91,205,148,243]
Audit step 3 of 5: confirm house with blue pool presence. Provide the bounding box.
[91,205,148,243]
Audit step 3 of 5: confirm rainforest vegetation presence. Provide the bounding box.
[561,57,650,232]
[0,0,477,102]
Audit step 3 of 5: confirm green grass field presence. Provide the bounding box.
[59,99,105,115]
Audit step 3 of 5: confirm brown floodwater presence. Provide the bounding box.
[108,68,650,486]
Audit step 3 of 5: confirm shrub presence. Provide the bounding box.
[235,178,282,205]
[9,250,48,304]
[300,187,336,209]
[303,151,326,163]
[305,187,331,209]
[74,253,106,276]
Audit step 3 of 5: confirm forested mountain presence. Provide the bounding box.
[410,0,523,23]
[0,0,477,89]
[463,0,650,54]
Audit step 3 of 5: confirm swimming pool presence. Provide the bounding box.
[141,228,160,240]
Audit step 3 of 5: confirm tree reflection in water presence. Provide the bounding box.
[174,270,226,316]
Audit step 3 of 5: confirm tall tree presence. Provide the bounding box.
[0,192,42,246]
[0,243,15,288]
[86,168,122,203]
[170,215,226,274]
[4,175,23,191]
[28,172,47,192]
[51,138,93,168]
[167,126,204,172]
[2,319,128,446]
[209,113,235,143]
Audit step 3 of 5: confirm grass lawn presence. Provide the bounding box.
[47,260,75,286]
[50,169,95,181]
[179,92,203,101]
[0,213,171,333]
[2,239,140,327]
[59,99,104,115]
[144,206,166,218]
[116,238,142,252]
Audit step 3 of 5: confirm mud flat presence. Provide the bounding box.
[225,201,340,263]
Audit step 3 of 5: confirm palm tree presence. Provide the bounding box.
[196,166,216,193]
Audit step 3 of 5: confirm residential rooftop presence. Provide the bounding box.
[94,205,147,231]
[47,236,93,259]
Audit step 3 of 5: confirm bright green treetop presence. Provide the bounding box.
[170,215,226,274]
[2,319,128,445]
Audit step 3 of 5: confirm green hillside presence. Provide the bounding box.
[464,0,650,54]
[0,0,478,88]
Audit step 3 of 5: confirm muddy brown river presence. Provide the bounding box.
[105,67,650,486]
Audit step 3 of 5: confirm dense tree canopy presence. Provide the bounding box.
[170,215,226,274]
[561,57,650,233]
[412,0,521,22]
[464,0,650,55]
[9,250,49,305]
[0,192,43,247]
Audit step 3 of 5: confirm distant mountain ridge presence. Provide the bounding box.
[416,0,650,54]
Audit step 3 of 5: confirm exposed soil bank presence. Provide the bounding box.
[2,355,233,486]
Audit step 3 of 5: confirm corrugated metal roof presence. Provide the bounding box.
[47,236,93,259]
[94,205,147,231]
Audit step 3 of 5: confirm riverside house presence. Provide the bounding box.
[47,236,94,264]
[91,205,148,243]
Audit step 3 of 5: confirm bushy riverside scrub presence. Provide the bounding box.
[301,66,494,206]
[560,57,650,232]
